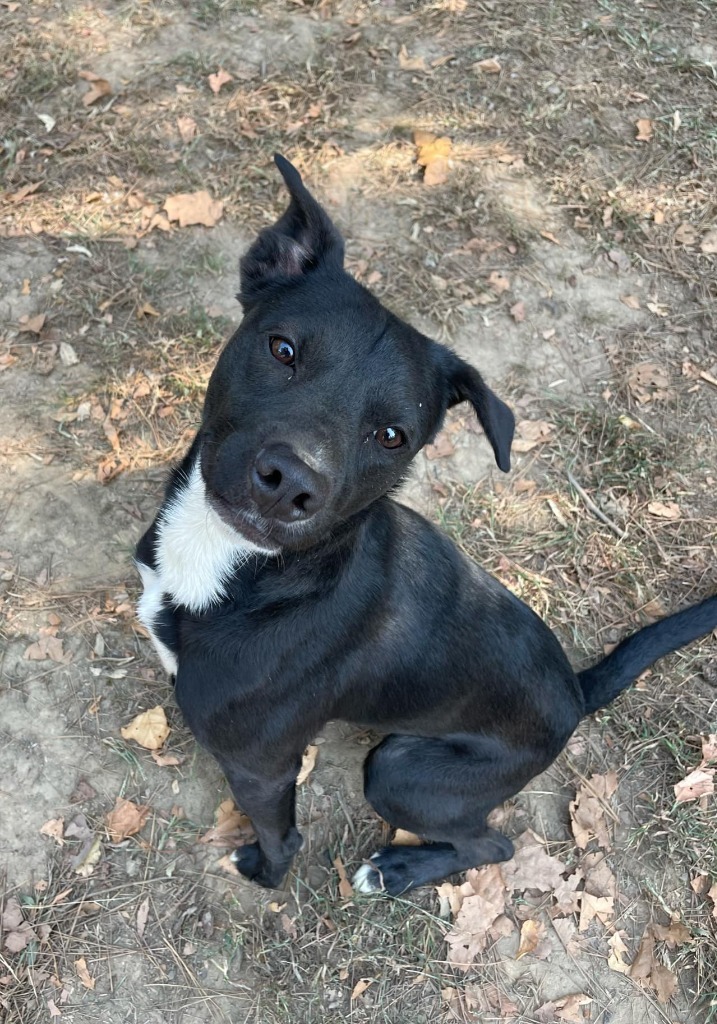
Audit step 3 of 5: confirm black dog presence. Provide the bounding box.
[136,155,717,895]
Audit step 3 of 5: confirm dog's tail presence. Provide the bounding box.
[578,594,717,715]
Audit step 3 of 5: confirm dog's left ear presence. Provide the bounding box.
[442,351,514,472]
[239,154,344,307]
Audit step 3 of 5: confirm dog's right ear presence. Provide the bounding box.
[239,154,345,307]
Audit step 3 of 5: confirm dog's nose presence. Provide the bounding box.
[250,445,328,522]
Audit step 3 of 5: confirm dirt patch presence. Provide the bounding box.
[1,1,716,1022]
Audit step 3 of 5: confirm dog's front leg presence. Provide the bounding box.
[219,758,303,889]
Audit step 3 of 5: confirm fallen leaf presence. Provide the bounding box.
[8,181,41,203]
[200,799,253,846]
[620,294,641,310]
[674,222,697,246]
[635,117,653,142]
[474,57,501,73]
[550,871,584,917]
[296,744,318,786]
[78,70,112,106]
[105,797,150,842]
[48,999,62,1018]
[502,831,568,893]
[481,983,518,1016]
[74,958,95,991]
[216,854,240,876]
[541,230,561,245]
[700,229,717,254]
[59,342,79,367]
[512,419,553,452]
[653,919,692,948]
[280,913,297,940]
[516,918,546,958]
[673,767,714,803]
[2,899,38,953]
[208,68,233,94]
[24,635,66,662]
[414,131,452,186]
[487,270,510,295]
[136,897,149,938]
[334,855,353,899]
[136,301,160,318]
[608,930,631,973]
[351,978,374,1000]
[176,116,197,142]
[701,734,717,764]
[509,300,526,322]
[629,924,655,981]
[73,835,103,877]
[646,300,669,317]
[652,963,678,1004]
[18,312,46,334]
[40,818,65,846]
[151,750,182,767]
[579,892,614,932]
[647,499,681,521]
[121,706,170,750]
[425,430,455,459]
[555,994,593,1022]
[164,191,224,228]
[445,864,506,969]
[399,45,428,72]
[391,829,422,846]
[628,361,671,404]
[708,883,717,918]
[569,772,618,850]
[582,852,617,898]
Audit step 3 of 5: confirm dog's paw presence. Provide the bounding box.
[230,842,286,889]
[352,857,385,894]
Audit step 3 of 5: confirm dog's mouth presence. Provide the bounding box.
[206,490,280,549]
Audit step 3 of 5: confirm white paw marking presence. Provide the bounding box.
[352,859,383,894]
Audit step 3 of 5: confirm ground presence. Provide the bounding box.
[1,0,716,1022]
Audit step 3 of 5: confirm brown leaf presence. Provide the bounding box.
[555,994,593,1022]
[40,818,65,846]
[200,798,253,846]
[512,419,553,453]
[216,854,240,876]
[652,919,692,948]
[516,918,546,959]
[509,300,526,322]
[74,957,95,990]
[399,45,428,72]
[164,191,224,228]
[607,930,631,973]
[474,57,502,74]
[445,864,506,969]
[136,897,150,938]
[78,70,112,106]
[18,312,46,334]
[8,181,41,203]
[121,706,170,751]
[569,772,617,850]
[550,871,584,917]
[391,829,422,846]
[582,852,617,898]
[702,734,717,764]
[24,635,66,663]
[578,892,614,932]
[136,301,160,318]
[351,978,374,1000]
[487,270,510,295]
[628,361,671,404]
[620,294,641,310]
[635,117,653,142]
[425,430,455,459]
[208,68,233,94]
[629,925,655,981]
[105,797,150,842]
[502,831,568,893]
[414,131,452,186]
[482,983,518,1016]
[151,749,182,767]
[552,917,580,955]
[176,115,197,143]
[48,999,62,1018]
[334,855,353,899]
[652,963,678,1004]
[647,499,681,520]
[708,882,717,917]
[673,767,714,803]
[296,744,318,786]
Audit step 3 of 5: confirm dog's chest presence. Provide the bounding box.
[136,460,259,675]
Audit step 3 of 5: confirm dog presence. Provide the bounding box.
[135,154,717,896]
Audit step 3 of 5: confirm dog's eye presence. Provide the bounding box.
[375,426,406,449]
[269,336,295,365]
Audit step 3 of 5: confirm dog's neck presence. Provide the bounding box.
[155,459,266,613]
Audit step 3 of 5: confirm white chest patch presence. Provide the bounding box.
[136,458,268,674]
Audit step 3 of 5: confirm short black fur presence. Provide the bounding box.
[136,156,717,895]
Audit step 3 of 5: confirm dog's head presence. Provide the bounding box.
[200,155,514,552]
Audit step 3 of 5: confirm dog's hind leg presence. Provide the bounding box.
[353,733,534,895]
